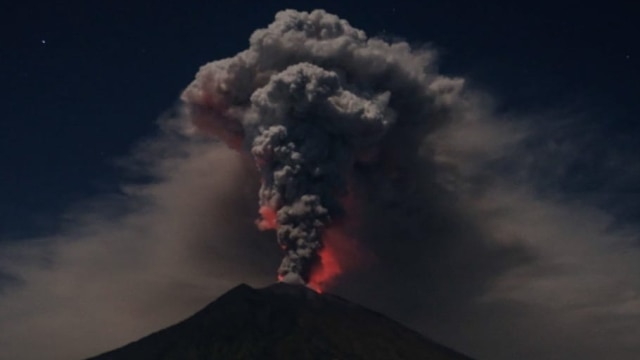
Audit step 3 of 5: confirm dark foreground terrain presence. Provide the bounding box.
[88,283,474,360]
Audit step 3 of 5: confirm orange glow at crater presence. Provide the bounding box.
[308,227,366,293]
[308,240,341,293]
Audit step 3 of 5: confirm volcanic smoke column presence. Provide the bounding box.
[180,10,463,286]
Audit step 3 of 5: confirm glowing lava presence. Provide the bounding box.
[307,227,367,293]
[308,242,341,293]
[257,206,278,230]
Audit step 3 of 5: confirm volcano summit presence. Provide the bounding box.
[88,283,474,360]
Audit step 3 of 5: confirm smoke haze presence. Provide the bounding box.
[1,9,639,360]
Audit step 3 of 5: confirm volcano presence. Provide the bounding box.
[87,283,474,360]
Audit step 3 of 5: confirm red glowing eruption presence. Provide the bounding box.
[307,240,341,293]
[307,187,371,293]
[307,227,368,293]
[257,206,278,230]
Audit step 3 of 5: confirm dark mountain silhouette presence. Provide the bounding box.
[88,283,475,360]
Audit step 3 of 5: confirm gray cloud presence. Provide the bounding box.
[366,93,640,359]
[0,119,281,359]
[181,9,463,286]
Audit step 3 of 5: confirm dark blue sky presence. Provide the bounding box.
[1,1,637,236]
[0,0,640,238]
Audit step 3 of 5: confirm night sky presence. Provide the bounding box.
[1,1,639,359]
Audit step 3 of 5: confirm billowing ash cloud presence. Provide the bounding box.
[181,9,462,287]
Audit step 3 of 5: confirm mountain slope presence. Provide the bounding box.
[88,283,475,360]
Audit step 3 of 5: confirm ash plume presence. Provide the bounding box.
[181,9,463,287]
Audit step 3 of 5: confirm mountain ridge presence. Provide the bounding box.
[88,283,475,360]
